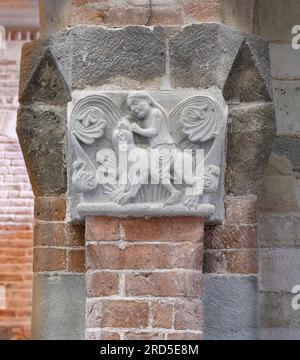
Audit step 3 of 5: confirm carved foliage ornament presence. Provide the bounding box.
[68,90,228,219]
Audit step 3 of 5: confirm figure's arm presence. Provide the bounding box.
[131,123,158,137]
[130,111,160,138]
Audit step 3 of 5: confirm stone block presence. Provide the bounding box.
[33,248,66,272]
[125,271,202,297]
[254,0,300,43]
[31,273,85,340]
[273,81,300,135]
[66,249,85,273]
[204,249,258,274]
[273,136,300,172]
[225,103,276,195]
[270,44,300,80]
[86,242,203,270]
[259,291,300,328]
[259,248,300,292]
[17,105,67,196]
[203,274,258,339]
[151,301,173,329]
[86,299,148,328]
[19,30,72,103]
[85,216,204,242]
[67,89,226,221]
[86,271,119,297]
[71,25,166,89]
[174,298,202,331]
[258,173,299,213]
[169,23,244,89]
[225,195,257,224]
[224,36,273,102]
[258,213,300,248]
[34,222,85,247]
[204,223,257,249]
[34,196,66,221]
[219,0,254,33]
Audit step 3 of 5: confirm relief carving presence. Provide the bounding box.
[68,90,227,219]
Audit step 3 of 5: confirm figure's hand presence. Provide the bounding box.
[130,123,141,133]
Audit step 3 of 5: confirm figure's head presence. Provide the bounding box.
[127,92,152,120]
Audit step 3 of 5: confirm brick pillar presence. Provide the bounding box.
[85,217,204,340]
[203,195,259,340]
[31,196,85,339]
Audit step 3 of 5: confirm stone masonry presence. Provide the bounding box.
[17,1,275,338]
[254,0,300,340]
[2,0,299,341]
[0,0,39,339]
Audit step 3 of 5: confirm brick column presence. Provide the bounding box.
[85,217,204,340]
[31,196,85,339]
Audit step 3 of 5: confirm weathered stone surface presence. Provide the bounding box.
[273,81,300,135]
[263,153,295,177]
[273,135,300,172]
[220,0,254,33]
[33,248,66,272]
[254,0,300,43]
[31,273,85,340]
[34,196,66,221]
[259,213,300,248]
[296,179,300,208]
[258,154,299,213]
[244,34,273,98]
[71,25,166,89]
[204,249,258,274]
[203,275,258,339]
[34,222,85,247]
[86,242,203,270]
[39,0,71,38]
[224,38,272,102]
[259,249,300,292]
[66,249,85,273]
[86,271,119,297]
[169,23,244,89]
[174,299,202,330]
[86,299,148,328]
[17,105,67,196]
[260,328,300,340]
[204,223,257,249]
[20,49,71,105]
[258,177,299,212]
[125,271,202,297]
[225,103,276,195]
[225,195,257,224]
[259,291,300,328]
[270,44,300,80]
[151,302,173,329]
[19,30,72,102]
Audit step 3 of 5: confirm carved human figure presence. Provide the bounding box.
[127,91,182,205]
[70,91,225,214]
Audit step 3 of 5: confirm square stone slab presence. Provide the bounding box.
[67,89,227,222]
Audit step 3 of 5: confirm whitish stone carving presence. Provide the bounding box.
[67,90,228,221]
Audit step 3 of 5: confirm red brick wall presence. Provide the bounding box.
[85,217,204,340]
[0,46,34,339]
